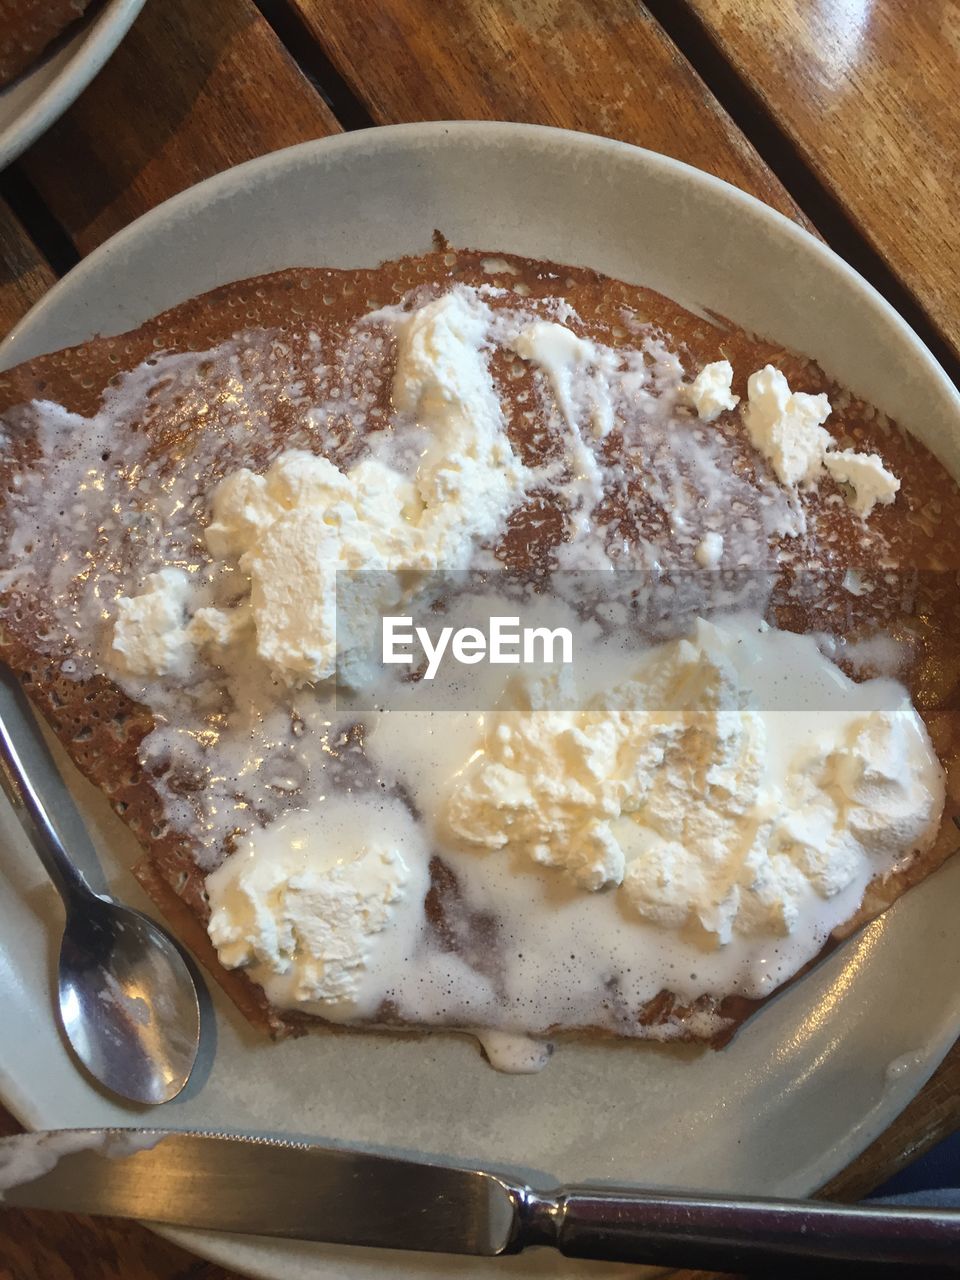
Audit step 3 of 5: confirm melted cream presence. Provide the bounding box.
[365,613,942,1036]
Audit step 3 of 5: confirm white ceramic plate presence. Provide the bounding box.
[1,124,959,1280]
[0,0,145,171]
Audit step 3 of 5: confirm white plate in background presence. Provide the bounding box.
[0,0,145,171]
[1,123,959,1280]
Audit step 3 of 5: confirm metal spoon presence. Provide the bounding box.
[0,667,201,1105]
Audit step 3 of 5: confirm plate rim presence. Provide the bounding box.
[3,122,959,420]
[0,0,146,171]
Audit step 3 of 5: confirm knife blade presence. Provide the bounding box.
[0,1130,518,1255]
[2,1129,960,1275]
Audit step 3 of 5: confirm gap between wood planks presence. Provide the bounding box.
[0,166,78,277]
[254,0,376,129]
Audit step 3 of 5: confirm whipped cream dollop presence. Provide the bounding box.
[742,365,900,515]
[198,450,411,683]
[743,365,834,488]
[822,448,901,516]
[695,530,724,568]
[110,568,195,678]
[205,796,429,1017]
[387,288,531,561]
[686,360,740,422]
[108,289,530,684]
[446,616,943,943]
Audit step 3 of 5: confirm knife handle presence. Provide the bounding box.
[518,1186,960,1274]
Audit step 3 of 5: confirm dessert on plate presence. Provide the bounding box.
[1,244,957,1070]
[0,0,92,89]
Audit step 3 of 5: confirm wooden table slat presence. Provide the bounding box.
[18,0,341,256]
[0,201,55,338]
[288,0,812,229]
[680,0,960,363]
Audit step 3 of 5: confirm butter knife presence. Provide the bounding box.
[1,1129,958,1274]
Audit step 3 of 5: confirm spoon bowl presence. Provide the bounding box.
[57,892,201,1105]
[0,666,203,1105]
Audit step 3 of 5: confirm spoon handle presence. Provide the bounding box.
[0,667,94,903]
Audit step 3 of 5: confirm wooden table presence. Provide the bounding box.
[1,1,958,1275]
